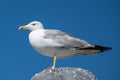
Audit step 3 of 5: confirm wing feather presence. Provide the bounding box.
[44,30,93,48]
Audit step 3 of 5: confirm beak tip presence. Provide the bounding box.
[18,27,22,30]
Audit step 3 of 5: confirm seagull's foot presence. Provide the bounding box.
[51,66,55,70]
[51,67,55,72]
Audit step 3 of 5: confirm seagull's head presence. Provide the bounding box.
[19,21,44,31]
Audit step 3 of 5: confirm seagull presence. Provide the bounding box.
[19,21,112,70]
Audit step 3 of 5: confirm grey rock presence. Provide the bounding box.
[31,67,97,80]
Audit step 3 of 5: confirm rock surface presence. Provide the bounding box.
[31,67,97,80]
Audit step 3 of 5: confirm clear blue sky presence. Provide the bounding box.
[0,0,119,80]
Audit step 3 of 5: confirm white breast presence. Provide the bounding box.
[29,30,45,47]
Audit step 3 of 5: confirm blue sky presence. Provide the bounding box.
[0,0,119,80]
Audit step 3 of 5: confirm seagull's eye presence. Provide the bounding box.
[32,23,36,26]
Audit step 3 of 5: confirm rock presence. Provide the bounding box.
[31,67,97,80]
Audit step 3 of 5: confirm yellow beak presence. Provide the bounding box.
[19,26,28,30]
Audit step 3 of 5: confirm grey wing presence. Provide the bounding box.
[44,30,111,56]
[44,30,93,49]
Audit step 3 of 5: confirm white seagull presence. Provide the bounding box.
[19,21,112,69]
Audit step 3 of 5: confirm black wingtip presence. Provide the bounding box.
[94,45,112,52]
